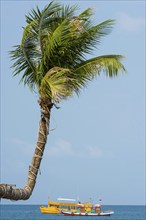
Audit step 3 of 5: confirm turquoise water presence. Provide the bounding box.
[0,205,145,220]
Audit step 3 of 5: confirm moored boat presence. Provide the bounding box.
[61,202,114,217]
[61,210,114,216]
[40,198,91,214]
[40,197,114,216]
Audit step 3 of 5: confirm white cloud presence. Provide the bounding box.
[4,138,35,172]
[12,138,113,159]
[12,138,32,147]
[86,146,103,158]
[11,138,34,155]
[47,139,74,157]
[118,13,145,32]
[46,139,106,159]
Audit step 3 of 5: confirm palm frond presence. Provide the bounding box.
[71,55,126,94]
[39,3,78,68]
[10,33,42,89]
[10,11,42,89]
[41,19,71,64]
[10,1,62,89]
[68,19,115,56]
[74,55,125,75]
[10,1,126,99]
[75,54,125,76]
[39,67,75,102]
[25,3,52,24]
[41,19,116,69]
[39,55,126,102]
[56,4,78,19]
[78,7,93,20]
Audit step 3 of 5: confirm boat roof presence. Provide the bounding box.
[57,198,76,202]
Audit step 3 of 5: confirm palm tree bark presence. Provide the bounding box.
[0,98,53,200]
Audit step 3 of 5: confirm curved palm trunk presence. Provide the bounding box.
[0,98,53,200]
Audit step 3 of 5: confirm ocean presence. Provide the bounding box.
[0,205,145,220]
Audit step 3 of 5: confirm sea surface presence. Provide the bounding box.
[0,205,145,220]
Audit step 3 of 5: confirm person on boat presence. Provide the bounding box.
[95,204,101,214]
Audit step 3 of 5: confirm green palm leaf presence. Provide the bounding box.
[40,67,75,102]
[10,1,126,102]
[74,55,126,76]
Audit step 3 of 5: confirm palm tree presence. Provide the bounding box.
[0,1,126,201]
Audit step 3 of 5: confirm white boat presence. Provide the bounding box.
[61,210,114,216]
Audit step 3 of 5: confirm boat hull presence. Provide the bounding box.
[61,210,114,216]
[40,206,60,214]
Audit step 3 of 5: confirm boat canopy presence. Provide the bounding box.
[77,203,84,207]
[95,204,102,208]
[57,198,76,202]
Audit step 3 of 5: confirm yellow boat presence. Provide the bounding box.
[40,198,92,214]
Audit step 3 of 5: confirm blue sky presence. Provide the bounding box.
[0,0,145,205]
